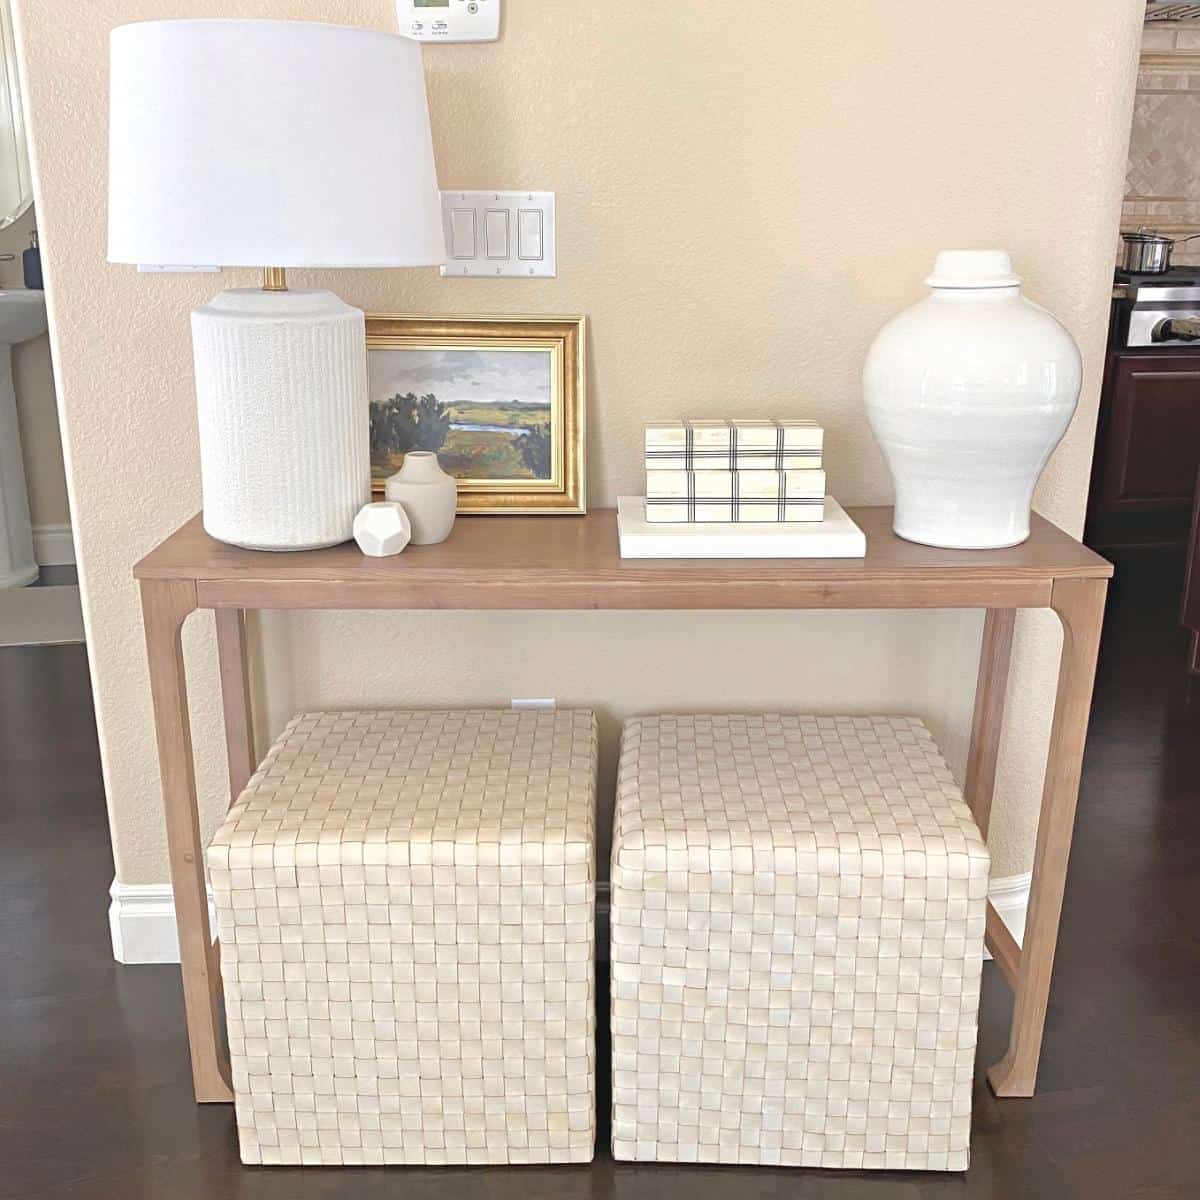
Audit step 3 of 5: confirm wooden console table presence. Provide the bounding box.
[133,506,1112,1105]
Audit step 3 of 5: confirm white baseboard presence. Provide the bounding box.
[988,870,1031,948]
[108,880,215,965]
[109,872,1030,967]
[32,522,75,566]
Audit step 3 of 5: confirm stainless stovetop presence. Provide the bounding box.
[1114,270,1200,346]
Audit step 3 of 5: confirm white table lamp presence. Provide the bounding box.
[108,20,445,550]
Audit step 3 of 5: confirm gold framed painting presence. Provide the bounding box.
[367,315,586,514]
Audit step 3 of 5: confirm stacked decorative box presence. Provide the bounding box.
[644,419,825,524]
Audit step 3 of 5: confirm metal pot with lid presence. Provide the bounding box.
[1121,228,1200,274]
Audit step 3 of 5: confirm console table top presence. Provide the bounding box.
[133,507,1112,611]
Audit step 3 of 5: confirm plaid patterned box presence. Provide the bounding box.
[645,469,825,523]
[207,708,598,1167]
[610,714,989,1171]
[644,419,823,473]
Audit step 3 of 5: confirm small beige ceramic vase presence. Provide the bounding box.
[384,451,458,545]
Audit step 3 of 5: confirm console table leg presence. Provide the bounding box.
[215,608,255,802]
[987,576,1107,1098]
[965,607,1016,839]
[140,579,234,1104]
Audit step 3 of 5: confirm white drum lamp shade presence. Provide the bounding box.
[108,20,444,269]
[107,20,446,550]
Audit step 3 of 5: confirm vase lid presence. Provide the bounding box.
[925,250,1021,289]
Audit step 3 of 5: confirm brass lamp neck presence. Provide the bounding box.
[262,267,288,292]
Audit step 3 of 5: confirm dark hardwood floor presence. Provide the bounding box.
[2,553,1199,1198]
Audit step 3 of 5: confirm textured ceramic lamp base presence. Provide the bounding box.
[191,289,369,551]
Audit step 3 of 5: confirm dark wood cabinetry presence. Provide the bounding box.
[1086,351,1200,550]
[1184,472,1200,674]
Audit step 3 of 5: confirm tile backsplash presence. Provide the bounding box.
[1123,22,1200,265]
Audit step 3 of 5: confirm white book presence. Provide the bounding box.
[616,496,867,559]
[644,418,824,472]
[645,468,826,523]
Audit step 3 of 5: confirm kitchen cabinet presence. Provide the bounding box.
[1184,469,1200,674]
[1086,351,1200,550]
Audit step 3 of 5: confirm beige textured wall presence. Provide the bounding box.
[0,202,69,529]
[13,0,1142,889]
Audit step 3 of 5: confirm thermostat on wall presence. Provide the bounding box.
[397,0,499,42]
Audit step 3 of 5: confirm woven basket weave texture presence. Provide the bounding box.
[610,713,989,1171]
[207,708,598,1166]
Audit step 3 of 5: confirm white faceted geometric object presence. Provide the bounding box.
[191,289,369,551]
[611,714,990,1172]
[206,709,599,1166]
[353,502,412,557]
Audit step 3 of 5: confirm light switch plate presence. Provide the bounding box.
[440,191,556,278]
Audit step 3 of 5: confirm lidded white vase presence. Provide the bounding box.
[863,250,1082,550]
[384,451,458,545]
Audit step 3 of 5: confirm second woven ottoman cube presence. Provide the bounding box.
[610,714,989,1171]
[207,708,598,1166]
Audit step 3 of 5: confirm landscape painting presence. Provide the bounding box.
[365,316,586,515]
[370,347,555,485]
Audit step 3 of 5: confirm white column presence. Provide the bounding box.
[0,345,38,587]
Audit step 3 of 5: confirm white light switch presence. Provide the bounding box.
[484,209,510,258]
[449,208,476,258]
[517,209,543,260]
[439,191,556,277]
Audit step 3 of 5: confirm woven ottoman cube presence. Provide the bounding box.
[206,708,598,1166]
[610,714,989,1171]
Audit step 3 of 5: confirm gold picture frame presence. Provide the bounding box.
[367,315,586,515]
